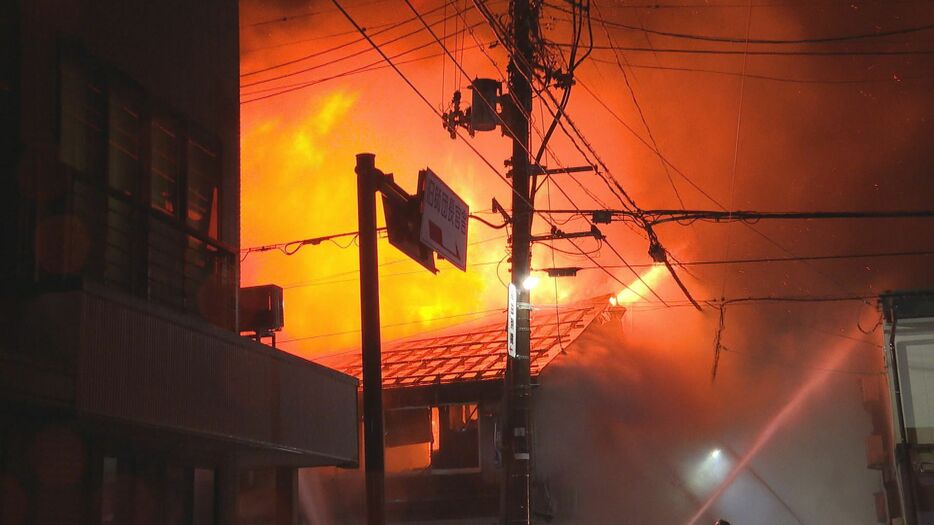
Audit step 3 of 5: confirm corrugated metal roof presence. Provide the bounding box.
[315,296,613,388]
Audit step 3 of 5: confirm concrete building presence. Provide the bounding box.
[867,290,934,525]
[0,1,358,523]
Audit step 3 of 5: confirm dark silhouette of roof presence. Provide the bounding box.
[315,295,615,388]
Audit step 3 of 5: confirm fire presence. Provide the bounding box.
[241,87,516,359]
[238,12,661,359]
[611,264,668,307]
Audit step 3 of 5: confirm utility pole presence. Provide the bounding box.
[504,0,534,520]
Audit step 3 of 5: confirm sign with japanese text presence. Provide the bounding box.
[418,169,469,271]
[507,283,517,358]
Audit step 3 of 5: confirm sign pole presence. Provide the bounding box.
[356,152,385,525]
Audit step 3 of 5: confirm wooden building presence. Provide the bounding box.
[312,296,621,524]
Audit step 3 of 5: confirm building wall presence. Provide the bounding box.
[18,0,239,247]
[10,0,240,330]
[882,292,934,525]
[1,2,360,524]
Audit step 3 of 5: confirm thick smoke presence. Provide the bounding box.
[535,298,883,524]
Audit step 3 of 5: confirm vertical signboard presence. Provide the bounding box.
[418,169,469,271]
[507,283,517,358]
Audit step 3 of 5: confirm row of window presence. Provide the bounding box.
[59,46,221,239]
[53,44,234,329]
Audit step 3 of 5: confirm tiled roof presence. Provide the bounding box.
[314,296,613,388]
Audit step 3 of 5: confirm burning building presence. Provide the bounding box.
[309,296,622,523]
[0,1,357,523]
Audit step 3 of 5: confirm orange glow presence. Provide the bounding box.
[238,5,686,359]
[241,87,516,359]
[612,264,668,307]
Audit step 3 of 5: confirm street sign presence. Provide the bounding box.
[507,283,517,358]
[382,190,437,274]
[418,169,469,271]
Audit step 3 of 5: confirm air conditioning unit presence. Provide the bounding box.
[239,285,284,335]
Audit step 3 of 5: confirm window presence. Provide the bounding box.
[59,51,106,178]
[432,404,480,470]
[385,403,480,473]
[151,115,181,216]
[107,78,142,196]
[53,44,235,329]
[385,408,432,472]
[186,133,220,240]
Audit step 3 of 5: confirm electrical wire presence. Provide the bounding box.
[242,0,396,28]
[590,0,686,209]
[542,2,934,45]
[242,1,457,77]
[468,0,692,304]
[534,248,934,270]
[242,14,482,88]
[327,0,539,217]
[570,43,934,56]
[401,0,668,306]
[587,59,934,85]
[241,41,485,103]
[717,0,753,325]
[276,234,508,290]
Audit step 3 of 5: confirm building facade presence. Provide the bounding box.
[0,1,358,523]
[869,291,934,525]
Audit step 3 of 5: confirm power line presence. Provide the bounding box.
[571,43,934,56]
[594,0,929,7]
[272,234,508,290]
[242,213,513,259]
[534,248,934,272]
[243,26,385,55]
[543,3,934,45]
[240,40,484,103]
[242,1,458,77]
[276,291,886,345]
[539,207,934,225]
[327,0,536,213]
[719,345,882,377]
[590,0,686,209]
[400,0,672,306]
[467,0,695,305]
[242,0,395,28]
[587,59,934,85]
[241,14,482,88]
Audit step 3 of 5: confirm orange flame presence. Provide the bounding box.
[611,264,668,307]
[241,89,516,358]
